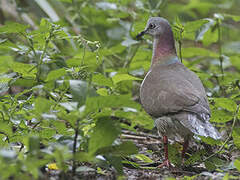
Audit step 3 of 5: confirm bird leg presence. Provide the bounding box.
[181,138,189,165]
[158,135,172,168]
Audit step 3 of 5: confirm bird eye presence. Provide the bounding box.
[149,23,156,29]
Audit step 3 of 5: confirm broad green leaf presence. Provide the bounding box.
[35,97,53,113]
[11,62,37,77]
[202,28,218,46]
[222,173,229,180]
[46,68,66,81]
[97,141,138,156]
[92,74,113,87]
[183,19,209,40]
[0,121,12,136]
[214,98,237,112]
[112,74,141,84]
[230,56,240,71]
[75,152,93,162]
[211,109,232,123]
[88,117,120,155]
[106,156,123,174]
[28,136,40,154]
[12,78,37,87]
[232,128,240,149]
[182,47,218,58]
[223,14,240,22]
[0,22,29,34]
[0,56,13,73]
[234,159,240,172]
[184,19,209,33]
[66,58,82,67]
[69,80,97,106]
[96,88,108,96]
[39,129,56,139]
[85,94,140,113]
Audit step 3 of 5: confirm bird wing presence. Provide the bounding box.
[140,63,210,119]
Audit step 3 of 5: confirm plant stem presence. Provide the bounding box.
[217,19,224,80]
[178,40,182,63]
[72,119,80,177]
[36,26,54,82]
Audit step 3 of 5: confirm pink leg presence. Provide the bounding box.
[158,135,172,168]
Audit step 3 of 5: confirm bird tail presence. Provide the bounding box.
[176,113,221,140]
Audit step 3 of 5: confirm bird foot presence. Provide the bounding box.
[157,159,172,168]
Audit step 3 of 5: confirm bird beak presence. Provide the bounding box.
[136,29,148,40]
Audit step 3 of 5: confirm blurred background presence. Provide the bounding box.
[0,0,240,179]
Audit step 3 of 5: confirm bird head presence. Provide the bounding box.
[136,17,171,39]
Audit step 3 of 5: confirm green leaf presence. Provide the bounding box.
[205,160,216,171]
[0,56,13,73]
[200,136,221,145]
[46,68,66,81]
[11,62,37,77]
[214,98,237,112]
[184,150,206,166]
[134,154,153,163]
[234,159,240,172]
[66,58,82,67]
[112,74,141,84]
[0,22,29,34]
[39,129,56,139]
[230,56,240,71]
[12,78,37,87]
[74,152,93,162]
[88,117,120,155]
[35,97,53,114]
[184,19,209,33]
[96,88,108,96]
[105,156,123,174]
[92,74,113,87]
[232,128,240,149]
[211,109,232,123]
[168,144,181,166]
[0,121,12,136]
[69,80,97,106]
[97,141,138,156]
[182,47,218,58]
[85,94,140,113]
[223,14,240,22]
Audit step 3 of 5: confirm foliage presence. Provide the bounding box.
[0,0,240,179]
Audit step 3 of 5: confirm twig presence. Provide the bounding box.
[121,129,159,139]
[203,104,239,162]
[72,119,80,177]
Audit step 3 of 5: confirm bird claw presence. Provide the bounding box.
[157,159,172,168]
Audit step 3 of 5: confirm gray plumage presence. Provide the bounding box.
[139,17,221,141]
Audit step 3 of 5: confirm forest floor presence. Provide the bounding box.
[45,129,240,180]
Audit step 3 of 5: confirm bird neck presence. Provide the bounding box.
[151,30,178,68]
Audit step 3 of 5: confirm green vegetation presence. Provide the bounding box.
[0,0,240,179]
